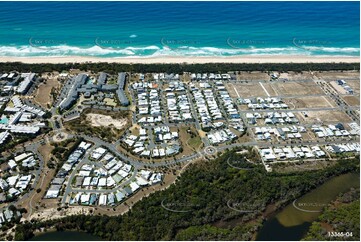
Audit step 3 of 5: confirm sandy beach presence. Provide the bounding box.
[0,55,359,64]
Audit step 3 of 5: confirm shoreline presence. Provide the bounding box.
[0,55,359,64]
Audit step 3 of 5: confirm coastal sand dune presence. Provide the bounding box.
[0,55,359,64]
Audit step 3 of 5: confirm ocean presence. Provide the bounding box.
[0,1,359,57]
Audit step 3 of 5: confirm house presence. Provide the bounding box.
[149,173,163,185]
[107,193,115,206]
[337,79,346,86]
[45,185,62,198]
[51,178,65,185]
[89,194,98,205]
[21,156,37,167]
[73,193,83,204]
[106,177,116,187]
[0,131,10,145]
[8,188,20,197]
[16,175,32,189]
[80,194,90,205]
[0,179,9,191]
[98,194,107,205]
[123,187,133,196]
[98,178,107,187]
[115,191,125,202]
[91,147,107,160]
[0,193,6,202]
[6,175,18,187]
[82,177,92,186]
[14,152,32,162]
[3,209,14,222]
[90,177,99,186]
[7,160,17,169]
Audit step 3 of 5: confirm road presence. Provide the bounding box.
[5,72,359,217]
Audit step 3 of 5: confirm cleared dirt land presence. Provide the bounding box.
[65,109,130,142]
[34,76,61,108]
[329,81,348,94]
[236,71,269,81]
[272,81,324,96]
[296,110,352,124]
[278,71,314,81]
[343,95,360,106]
[86,113,128,129]
[261,83,278,96]
[284,96,335,109]
[313,71,360,81]
[345,80,360,94]
[226,82,268,98]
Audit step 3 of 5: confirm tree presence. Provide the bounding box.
[13,151,360,241]
[8,205,17,212]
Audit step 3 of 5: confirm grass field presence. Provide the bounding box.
[179,125,203,155]
[103,97,117,107]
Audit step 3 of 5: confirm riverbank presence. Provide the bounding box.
[0,55,359,64]
[256,172,360,241]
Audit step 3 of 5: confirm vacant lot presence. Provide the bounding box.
[65,109,130,142]
[313,71,360,81]
[181,126,202,151]
[278,71,314,81]
[345,80,360,94]
[296,110,352,124]
[262,83,278,96]
[237,71,269,81]
[38,143,54,162]
[34,76,61,108]
[226,82,267,98]
[343,95,360,106]
[179,125,203,155]
[129,124,141,136]
[272,81,324,96]
[284,96,334,109]
[86,113,128,129]
[329,81,349,95]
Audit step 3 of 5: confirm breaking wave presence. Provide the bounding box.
[0,44,358,57]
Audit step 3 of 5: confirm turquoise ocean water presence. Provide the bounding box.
[0,1,359,57]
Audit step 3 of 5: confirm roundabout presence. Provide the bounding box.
[52,131,69,143]
[204,146,217,156]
